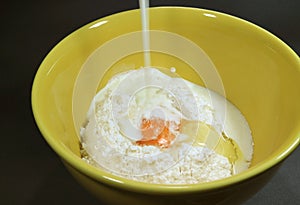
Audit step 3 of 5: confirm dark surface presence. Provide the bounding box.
[1,0,299,204]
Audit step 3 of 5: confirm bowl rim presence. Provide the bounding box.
[32,6,300,195]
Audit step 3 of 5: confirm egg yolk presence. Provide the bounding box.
[136,118,180,148]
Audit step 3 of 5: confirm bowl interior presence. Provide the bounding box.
[32,7,300,189]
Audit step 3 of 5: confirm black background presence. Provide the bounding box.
[1,0,299,204]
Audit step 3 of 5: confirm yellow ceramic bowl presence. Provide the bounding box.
[32,7,300,205]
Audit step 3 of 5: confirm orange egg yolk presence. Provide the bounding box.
[136,118,180,148]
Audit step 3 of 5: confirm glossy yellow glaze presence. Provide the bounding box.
[32,7,299,204]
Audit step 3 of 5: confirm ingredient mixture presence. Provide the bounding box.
[80,67,253,184]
